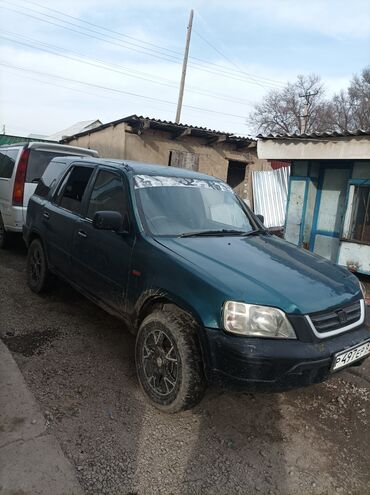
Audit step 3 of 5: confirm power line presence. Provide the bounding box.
[0,31,255,106]
[0,0,283,89]
[0,61,250,119]
[193,28,284,88]
[3,69,249,131]
[3,70,191,117]
[14,0,186,57]
[13,0,283,87]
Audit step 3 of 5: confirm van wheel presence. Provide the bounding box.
[135,307,206,413]
[27,239,52,293]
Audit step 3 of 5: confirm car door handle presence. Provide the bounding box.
[78,230,88,239]
[43,211,50,220]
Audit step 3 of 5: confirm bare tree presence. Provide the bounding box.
[346,67,370,130]
[249,74,330,135]
[249,68,370,135]
[329,90,353,132]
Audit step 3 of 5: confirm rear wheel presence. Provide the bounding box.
[27,238,52,293]
[135,307,206,413]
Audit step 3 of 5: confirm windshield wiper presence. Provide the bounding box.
[179,229,254,238]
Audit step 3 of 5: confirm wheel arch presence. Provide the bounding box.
[26,230,51,266]
[134,291,212,377]
[26,229,45,248]
[135,291,203,331]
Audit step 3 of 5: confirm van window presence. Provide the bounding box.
[34,160,69,198]
[26,150,77,183]
[0,148,19,178]
[57,166,94,214]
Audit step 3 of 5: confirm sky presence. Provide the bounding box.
[0,0,369,137]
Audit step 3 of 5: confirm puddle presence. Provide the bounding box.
[2,329,60,356]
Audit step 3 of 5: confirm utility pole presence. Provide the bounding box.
[175,9,194,124]
[299,91,318,134]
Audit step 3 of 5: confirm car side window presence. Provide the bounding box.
[55,165,94,214]
[86,170,127,220]
[0,149,18,178]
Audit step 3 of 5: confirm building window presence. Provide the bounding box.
[169,150,199,171]
[350,185,370,243]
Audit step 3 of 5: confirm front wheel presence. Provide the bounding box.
[27,238,52,293]
[135,307,206,413]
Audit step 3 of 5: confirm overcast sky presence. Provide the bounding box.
[0,0,369,137]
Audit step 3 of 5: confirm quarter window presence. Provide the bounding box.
[87,170,127,220]
[56,166,94,214]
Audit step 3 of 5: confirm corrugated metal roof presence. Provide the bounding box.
[0,134,53,146]
[258,129,370,140]
[252,166,290,228]
[47,119,102,141]
[61,114,256,144]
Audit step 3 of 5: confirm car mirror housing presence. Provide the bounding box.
[92,211,124,232]
[256,214,264,224]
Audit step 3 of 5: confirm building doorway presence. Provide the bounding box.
[227,160,246,197]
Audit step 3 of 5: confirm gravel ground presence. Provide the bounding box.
[1,241,370,495]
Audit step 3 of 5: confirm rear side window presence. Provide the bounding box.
[0,148,19,178]
[56,166,94,214]
[26,150,81,183]
[34,160,69,198]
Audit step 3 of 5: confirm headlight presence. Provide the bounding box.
[359,281,366,300]
[223,301,296,339]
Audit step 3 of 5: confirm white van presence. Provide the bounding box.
[0,141,98,248]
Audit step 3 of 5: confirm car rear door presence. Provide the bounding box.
[43,163,95,279]
[71,167,134,313]
[23,149,86,222]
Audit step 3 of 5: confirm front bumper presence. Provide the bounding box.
[202,325,370,391]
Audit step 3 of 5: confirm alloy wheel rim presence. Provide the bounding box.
[30,248,42,283]
[142,329,179,396]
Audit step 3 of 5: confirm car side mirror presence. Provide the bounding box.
[256,214,264,224]
[92,211,123,232]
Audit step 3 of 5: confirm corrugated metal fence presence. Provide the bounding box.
[252,166,290,228]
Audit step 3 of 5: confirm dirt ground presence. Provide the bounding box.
[1,241,370,495]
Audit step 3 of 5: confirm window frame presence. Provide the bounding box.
[342,179,370,245]
[349,183,370,244]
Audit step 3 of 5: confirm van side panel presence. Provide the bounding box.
[0,147,22,230]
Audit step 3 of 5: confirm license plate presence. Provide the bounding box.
[331,340,370,372]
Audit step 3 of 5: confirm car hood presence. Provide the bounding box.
[155,234,361,315]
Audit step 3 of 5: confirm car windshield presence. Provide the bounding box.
[134,174,256,236]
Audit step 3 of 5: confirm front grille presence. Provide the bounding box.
[309,300,362,334]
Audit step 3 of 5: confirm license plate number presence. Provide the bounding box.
[332,340,370,371]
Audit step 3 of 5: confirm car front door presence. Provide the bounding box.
[71,168,134,314]
[43,164,95,279]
